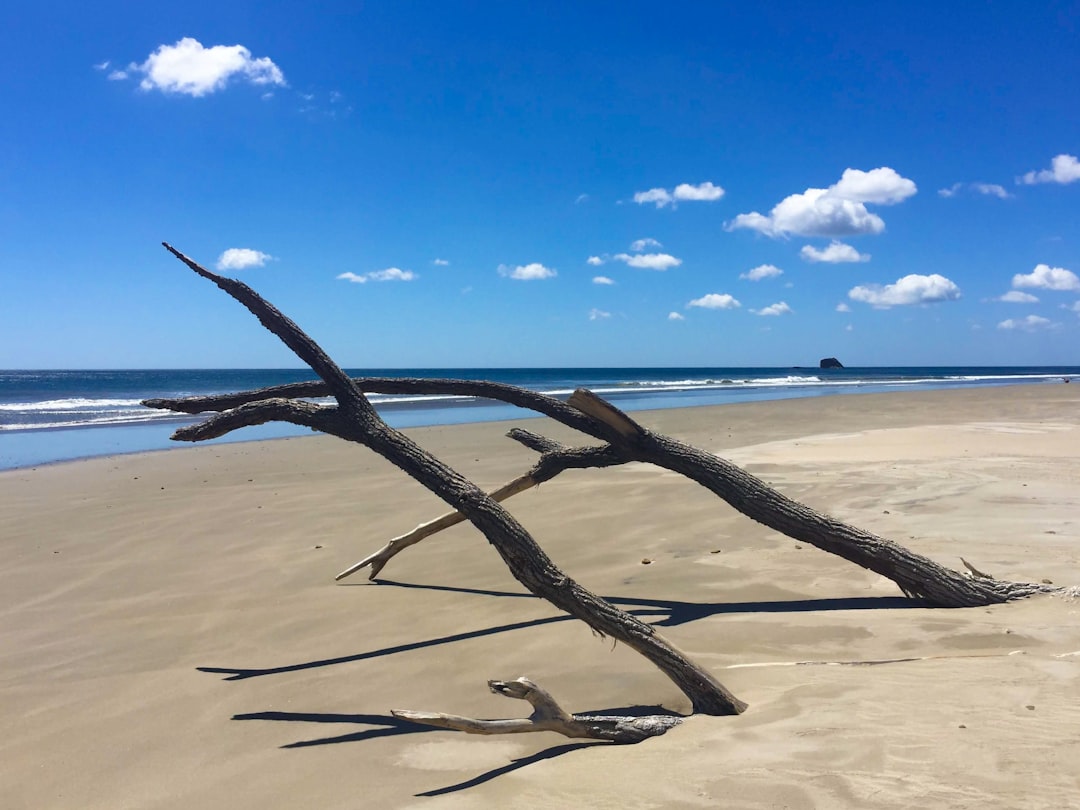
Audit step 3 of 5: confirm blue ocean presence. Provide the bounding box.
[2,367,1077,470]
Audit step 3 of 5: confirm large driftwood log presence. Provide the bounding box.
[155,243,746,720]
[146,366,1058,609]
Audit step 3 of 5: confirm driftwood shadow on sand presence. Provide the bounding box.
[198,582,922,680]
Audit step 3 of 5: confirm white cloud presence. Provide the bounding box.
[688,293,741,310]
[673,181,725,202]
[752,301,792,316]
[629,237,662,252]
[633,188,674,208]
[130,38,286,97]
[94,60,110,71]
[1018,154,1080,185]
[848,273,961,308]
[586,255,605,266]
[973,183,1011,199]
[592,276,615,285]
[998,315,1054,331]
[433,258,450,266]
[938,182,1011,199]
[739,264,784,281]
[835,302,851,312]
[998,290,1039,303]
[727,167,916,238]
[498,262,557,280]
[336,267,416,283]
[589,308,611,320]
[800,241,870,263]
[613,252,682,271]
[216,248,272,270]
[633,181,725,208]
[668,311,685,321]
[1012,264,1080,291]
[575,193,590,204]
[1068,301,1080,314]
[108,70,128,81]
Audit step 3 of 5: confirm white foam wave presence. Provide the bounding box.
[0,398,147,411]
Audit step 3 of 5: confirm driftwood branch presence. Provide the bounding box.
[392,677,682,743]
[145,348,1060,606]
[156,244,747,718]
[337,429,627,581]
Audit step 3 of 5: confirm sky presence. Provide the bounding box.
[2,1,1079,369]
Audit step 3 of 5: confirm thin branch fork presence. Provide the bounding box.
[393,678,682,743]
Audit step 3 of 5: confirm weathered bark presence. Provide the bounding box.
[157,243,746,719]
[393,678,682,743]
[147,362,1059,607]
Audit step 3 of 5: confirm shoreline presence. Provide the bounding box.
[3,384,1080,808]
[2,376,1075,472]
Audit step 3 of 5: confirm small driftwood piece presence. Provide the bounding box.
[393,678,682,743]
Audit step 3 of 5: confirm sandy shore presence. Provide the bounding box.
[2,385,1079,809]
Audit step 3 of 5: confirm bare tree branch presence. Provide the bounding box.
[393,678,682,743]
[159,244,747,718]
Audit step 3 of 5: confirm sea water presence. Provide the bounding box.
[1,367,1076,470]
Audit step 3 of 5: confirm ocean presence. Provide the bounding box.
[2,366,1077,470]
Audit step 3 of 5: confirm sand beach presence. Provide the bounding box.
[2,384,1079,809]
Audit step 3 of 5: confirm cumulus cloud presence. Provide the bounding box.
[588,308,611,320]
[668,311,685,320]
[1012,264,1080,291]
[498,262,557,280]
[998,315,1054,331]
[613,252,682,271]
[835,302,851,312]
[433,258,450,266]
[124,38,286,97]
[629,237,662,252]
[216,248,272,270]
[752,301,792,316]
[938,182,1011,199]
[800,241,870,263]
[688,293,741,310]
[336,267,416,283]
[592,276,615,285]
[1018,154,1080,185]
[727,167,916,238]
[586,255,605,266]
[633,181,725,208]
[739,264,784,281]
[998,290,1039,303]
[848,273,961,308]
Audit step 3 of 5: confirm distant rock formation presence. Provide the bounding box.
[819,357,844,369]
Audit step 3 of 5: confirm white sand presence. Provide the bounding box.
[2,385,1079,808]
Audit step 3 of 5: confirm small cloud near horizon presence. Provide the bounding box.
[337,267,417,283]
[752,301,792,316]
[848,273,961,308]
[668,311,685,320]
[498,262,557,280]
[740,264,783,281]
[688,293,741,310]
[613,252,681,271]
[592,276,615,285]
[588,308,611,320]
[998,315,1054,331]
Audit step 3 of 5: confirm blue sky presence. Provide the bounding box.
[2,1,1078,369]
